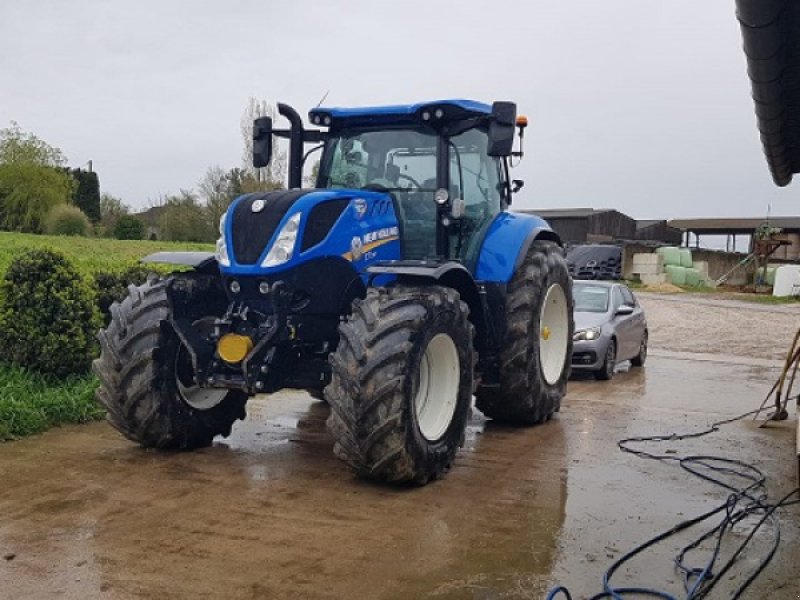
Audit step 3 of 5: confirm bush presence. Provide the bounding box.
[44,204,91,236]
[114,214,145,240]
[0,249,100,377]
[94,264,155,324]
[158,191,215,243]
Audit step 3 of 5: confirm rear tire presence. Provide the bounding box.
[594,339,616,381]
[93,279,247,449]
[325,286,474,485]
[476,241,574,424]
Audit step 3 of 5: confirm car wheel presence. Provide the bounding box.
[594,339,616,381]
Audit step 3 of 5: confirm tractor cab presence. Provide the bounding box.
[255,100,526,272]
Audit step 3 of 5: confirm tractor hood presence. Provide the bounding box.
[229,190,314,265]
[219,188,402,276]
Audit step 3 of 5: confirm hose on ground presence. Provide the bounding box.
[547,330,800,599]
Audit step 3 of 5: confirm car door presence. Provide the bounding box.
[611,285,637,359]
[622,286,647,355]
[619,285,646,358]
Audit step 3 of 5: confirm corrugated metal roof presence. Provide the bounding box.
[635,219,663,230]
[668,216,800,233]
[737,0,800,186]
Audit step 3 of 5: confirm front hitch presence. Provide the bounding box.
[166,276,294,394]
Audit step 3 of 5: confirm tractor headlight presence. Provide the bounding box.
[573,327,601,342]
[262,213,301,268]
[216,211,230,267]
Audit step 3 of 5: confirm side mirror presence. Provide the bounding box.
[487,101,516,157]
[253,116,273,168]
[616,305,634,316]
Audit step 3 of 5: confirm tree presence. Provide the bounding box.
[114,215,145,240]
[240,98,286,189]
[158,190,215,243]
[198,165,234,235]
[305,159,320,187]
[0,123,74,233]
[0,163,75,232]
[100,193,130,235]
[0,122,66,167]
[70,168,101,222]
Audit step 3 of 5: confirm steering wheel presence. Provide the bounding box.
[397,173,422,190]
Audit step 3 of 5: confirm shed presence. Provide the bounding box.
[517,208,637,244]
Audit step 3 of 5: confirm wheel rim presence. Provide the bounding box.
[640,336,648,361]
[175,318,228,411]
[539,283,569,385]
[414,333,460,442]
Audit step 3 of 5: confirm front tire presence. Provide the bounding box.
[476,241,574,424]
[594,339,616,381]
[93,279,247,449]
[325,286,474,485]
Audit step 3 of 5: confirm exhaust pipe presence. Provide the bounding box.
[278,103,304,189]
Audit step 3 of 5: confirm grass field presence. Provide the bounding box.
[0,231,213,276]
[0,365,102,440]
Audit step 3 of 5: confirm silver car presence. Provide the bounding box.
[571,280,648,380]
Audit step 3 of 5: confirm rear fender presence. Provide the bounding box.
[476,212,561,283]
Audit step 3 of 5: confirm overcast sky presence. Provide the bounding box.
[1,1,796,219]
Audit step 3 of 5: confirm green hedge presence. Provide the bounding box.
[0,249,100,377]
[44,204,91,236]
[94,264,156,324]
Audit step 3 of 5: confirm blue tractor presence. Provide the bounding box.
[94,100,574,485]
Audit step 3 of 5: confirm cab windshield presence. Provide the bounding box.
[320,128,438,192]
[319,126,504,264]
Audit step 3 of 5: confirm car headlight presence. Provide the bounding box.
[262,213,301,267]
[573,327,601,341]
[216,211,230,267]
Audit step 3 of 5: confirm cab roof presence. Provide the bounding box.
[308,99,493,128]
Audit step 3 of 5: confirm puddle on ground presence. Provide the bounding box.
[0,354,796,599]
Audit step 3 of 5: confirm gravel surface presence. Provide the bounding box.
[637,292,800,362]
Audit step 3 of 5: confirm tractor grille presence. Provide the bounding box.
[231,190,312,265]
[301,199,350,252]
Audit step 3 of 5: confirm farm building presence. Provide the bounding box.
[518,208,637,244]
[635,220,682,245]
[668,217,800,260]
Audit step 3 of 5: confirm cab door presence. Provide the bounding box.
[448,127,504,272]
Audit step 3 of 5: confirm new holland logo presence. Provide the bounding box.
[251,199,265,213]
[353,198,368,220]
[342,226,400,261]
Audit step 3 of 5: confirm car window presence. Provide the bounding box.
[573,283,610,313]
[620,286,635,306]
[611,286,624,309]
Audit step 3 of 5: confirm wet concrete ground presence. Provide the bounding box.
[1,352,797,599]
